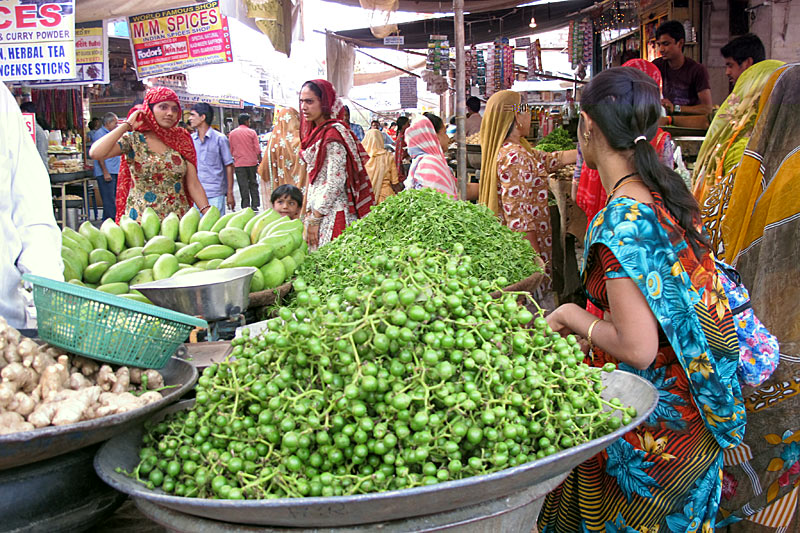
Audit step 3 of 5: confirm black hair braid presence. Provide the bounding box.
[582,67,708,257]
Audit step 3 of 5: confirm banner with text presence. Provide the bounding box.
[23,20,108,86]
[128,1,233,79]
[0,0,76,81]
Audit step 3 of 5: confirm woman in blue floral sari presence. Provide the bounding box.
[538,67,746,532]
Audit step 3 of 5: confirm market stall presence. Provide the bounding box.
[0,183,662,530]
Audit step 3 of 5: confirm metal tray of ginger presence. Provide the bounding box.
[0,357,197,471]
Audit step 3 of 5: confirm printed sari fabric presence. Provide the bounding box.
[115,87,197,223]
[496,142,559,288]
[715,63,800,533]
[692,60,784,257]
[362,128,399,204]
[539,195,745,532]
[300,79,374,249]
[261,108,307,195]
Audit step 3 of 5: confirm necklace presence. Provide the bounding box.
[606,172,641,202]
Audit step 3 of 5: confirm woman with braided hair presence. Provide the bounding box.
[89,86,210,222]
[539,67,745,532]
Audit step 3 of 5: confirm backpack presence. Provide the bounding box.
[715,260,780,387]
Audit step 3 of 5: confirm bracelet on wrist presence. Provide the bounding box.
[198,204,210,214]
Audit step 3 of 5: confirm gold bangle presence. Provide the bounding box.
[586,318,601,348]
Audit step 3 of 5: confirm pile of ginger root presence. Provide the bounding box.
[0,317,167,435]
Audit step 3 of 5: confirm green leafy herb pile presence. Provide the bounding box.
[295,189,541,301]
[534,127,576,153]
[123,245,633,499]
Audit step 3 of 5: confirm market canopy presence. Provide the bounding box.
[329,0,529,13]
[333,0,593,50]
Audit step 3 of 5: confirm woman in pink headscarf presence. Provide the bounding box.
[299,79,374,250]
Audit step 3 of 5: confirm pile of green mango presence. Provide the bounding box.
[60,207,306,305]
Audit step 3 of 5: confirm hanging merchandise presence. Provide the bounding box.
[486,38,512,97]
[502,39,514,89]
[465,47,476,93]
[476,48,486,95]
[569,19,593,71]
[527,39,542,79]
[423,34,450,95]
[426,35,450,75]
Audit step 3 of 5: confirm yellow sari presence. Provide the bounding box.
[715,63,800,533]
[692,60,784,256]
[362,129,398,204]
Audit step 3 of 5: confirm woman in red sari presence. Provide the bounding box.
[89,87,210,222]
[299,79,374,250]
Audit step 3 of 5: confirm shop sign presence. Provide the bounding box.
[128,0,233,79]
[174,88,243,109]
[23,20,108,86]
[0,0,77,81]
[399,76,417,109]
[22,112,35,141]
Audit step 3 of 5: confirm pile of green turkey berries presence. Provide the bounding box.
[124,244,635,499]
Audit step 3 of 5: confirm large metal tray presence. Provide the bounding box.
[94,371,657,527]
[0,357,197,471]
[50,170,91,184]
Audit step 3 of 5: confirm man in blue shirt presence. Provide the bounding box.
[343,106,364,142]
[92,113,121,221]
[188,103,235,213]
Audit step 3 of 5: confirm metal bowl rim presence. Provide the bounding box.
[132,267,257,291]
[95,371,657,509]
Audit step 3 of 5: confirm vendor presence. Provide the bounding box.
[653,21,713,121]
[479,90,577,289]
[721,33,766,87]
[1,84,64,328]
[465,96,483,136]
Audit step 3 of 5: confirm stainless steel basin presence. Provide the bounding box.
[132,267,257,321]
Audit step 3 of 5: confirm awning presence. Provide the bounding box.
[333,1,593,50]
[328,0,532,14]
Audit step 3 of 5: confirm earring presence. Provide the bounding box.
[583,131,590,143]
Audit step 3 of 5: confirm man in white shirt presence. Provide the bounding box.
[0,84,63,328]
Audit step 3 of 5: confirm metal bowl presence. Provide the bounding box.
[132,267,257,321]
[0,357,197,471]
[466,143,482,169]
[94,371,657,528]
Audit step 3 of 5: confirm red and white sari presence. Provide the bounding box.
[300,79,374,249]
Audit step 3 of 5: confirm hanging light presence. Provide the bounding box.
[529,17,537,28]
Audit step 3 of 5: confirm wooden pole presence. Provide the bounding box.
[453,0,467,201]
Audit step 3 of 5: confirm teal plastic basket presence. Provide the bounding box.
[23,274,208,369]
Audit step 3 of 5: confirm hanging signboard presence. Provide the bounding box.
[128,1,233,79]
[399,76,417,109]
[0,0,77,81]
[23,20,109,86]
[383,35,404,45]
[22,112,35,142]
